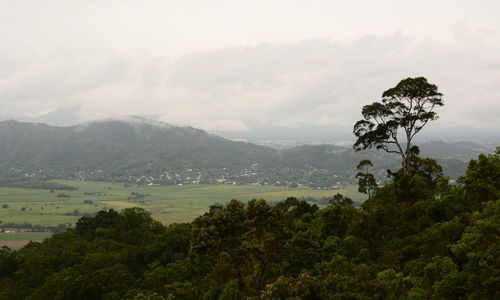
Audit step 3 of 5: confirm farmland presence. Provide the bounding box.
[0,232,53,249]
[0,180,365,228]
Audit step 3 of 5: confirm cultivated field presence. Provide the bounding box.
[0,181,365,244]
[0,232,53,249]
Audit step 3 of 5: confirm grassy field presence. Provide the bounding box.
[0,180,365,228]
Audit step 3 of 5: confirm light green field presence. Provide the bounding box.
[0,180,365,229]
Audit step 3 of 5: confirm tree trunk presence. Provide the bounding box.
[402,154,411,174]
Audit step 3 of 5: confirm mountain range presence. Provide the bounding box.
[0,117,495,187]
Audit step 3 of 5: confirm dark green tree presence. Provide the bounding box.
[329,193,354,207]
[356,159,378,198]
[457,147,500,209]
[389,156,445,204]
[353,77,444,173]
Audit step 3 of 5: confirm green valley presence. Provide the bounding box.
[0,180,364,227]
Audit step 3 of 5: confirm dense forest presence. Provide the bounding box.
[0,147,498,299]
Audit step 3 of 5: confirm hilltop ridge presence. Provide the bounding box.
[0,118,492,187]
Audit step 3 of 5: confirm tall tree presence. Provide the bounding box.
[356,160,377,198]
[353,77,444,173]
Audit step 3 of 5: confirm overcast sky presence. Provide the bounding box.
[1,0,499,140]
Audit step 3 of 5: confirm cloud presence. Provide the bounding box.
[0,29,499,136]
[161,31,500,131]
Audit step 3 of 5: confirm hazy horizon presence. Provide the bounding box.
[2,115,499,147]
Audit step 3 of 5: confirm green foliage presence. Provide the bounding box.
[450,200,500,299]
[354,77,444,173]
[457,148,500,209]
[356,159,378,198]
[0,150,498,299]
[389,156,445,204]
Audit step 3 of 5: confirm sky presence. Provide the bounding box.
[1,0,499,141]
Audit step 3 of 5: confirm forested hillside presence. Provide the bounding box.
[0,149,498,299]
[0,118,487,187]
[0,118,272,178]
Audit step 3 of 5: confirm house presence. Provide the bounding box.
[1,228,32,233]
